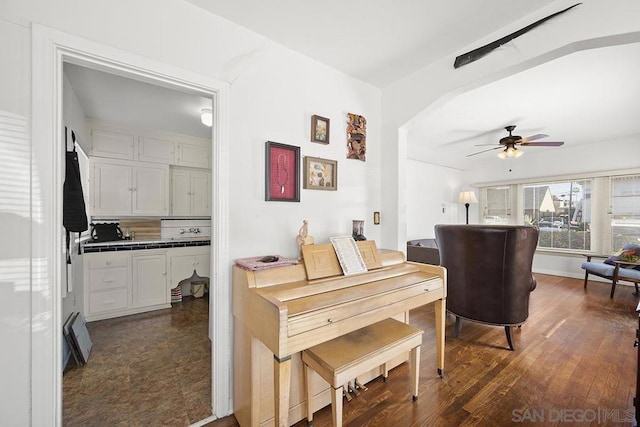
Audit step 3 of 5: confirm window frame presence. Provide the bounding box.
[477,168,640,255]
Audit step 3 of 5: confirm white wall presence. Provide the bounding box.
[0,1,381,424]
[406,160,466,240]
[227,43,381,260]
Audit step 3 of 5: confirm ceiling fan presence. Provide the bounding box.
[467,125,564,159]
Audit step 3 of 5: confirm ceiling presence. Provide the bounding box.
[407,41,640,169]
[64,63,213,139]
[186,0,557,88]
[64,2,640,170]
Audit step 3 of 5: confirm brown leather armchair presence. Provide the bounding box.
[434,224,539,351]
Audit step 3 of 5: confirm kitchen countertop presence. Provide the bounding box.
[82,237,211,253]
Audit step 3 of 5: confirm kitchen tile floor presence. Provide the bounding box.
[63,295,211,426]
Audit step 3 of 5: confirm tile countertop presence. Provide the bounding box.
[82,237,211,253]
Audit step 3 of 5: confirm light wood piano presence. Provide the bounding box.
[232,241,447,427]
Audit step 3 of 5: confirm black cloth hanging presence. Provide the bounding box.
[63,127,88,262]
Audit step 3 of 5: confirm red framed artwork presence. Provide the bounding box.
[265,141,300,202]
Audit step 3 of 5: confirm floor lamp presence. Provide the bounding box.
[458,191,478,224]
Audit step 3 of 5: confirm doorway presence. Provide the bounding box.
[62,60,215,423]
[31,24,232,424]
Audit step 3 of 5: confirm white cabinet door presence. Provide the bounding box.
[92,161,132,215]
[171,169,192,216]
[190,171,211,215]
[132,165,169,215]
[137,136,174,164]
[171,169,210,216]
[92,160,168,216]
[132,254,167,307]
[92,129,135,160]
[176,143,210,168]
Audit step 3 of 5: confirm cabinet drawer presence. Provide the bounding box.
[89,268,129,292]
[287,279,443,337]
[89,289,128,314]
[87,254,129,270]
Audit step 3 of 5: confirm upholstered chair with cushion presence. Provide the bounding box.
[434,224,539,351]
[581,244,640,298]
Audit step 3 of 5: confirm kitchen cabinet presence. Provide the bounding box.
[132,253,168,307]
[168,246,211,296]
[91,128,135,160]
[84,252,131,321]
[171,168,211,216]
[175,142,210,168]
[91,159,169,216]
[137,136,174,164]
[83,249,172,321]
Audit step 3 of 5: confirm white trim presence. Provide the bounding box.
[31,24,232,425]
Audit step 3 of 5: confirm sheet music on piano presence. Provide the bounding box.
[330,236,367,275]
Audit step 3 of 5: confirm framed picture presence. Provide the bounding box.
[311,115,330,144]
[303,156,337,191]
[265,141,300,202]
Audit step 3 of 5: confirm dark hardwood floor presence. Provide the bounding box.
[63,295,212,426]
[209,274,639,427]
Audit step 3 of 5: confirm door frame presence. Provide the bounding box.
[31,24,232,424]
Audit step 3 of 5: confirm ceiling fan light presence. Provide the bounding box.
[505,146,516,157]
[201,108,213,127]
[514,148,524,158]
[497,150,507,159]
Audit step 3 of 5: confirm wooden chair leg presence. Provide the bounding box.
[635,282,640,296]
[610,279,617,298]
[331,386,343,427]
[505,326,515,351]
[410,345,421,400]
[583,270,589,289]
[304,363,314,425]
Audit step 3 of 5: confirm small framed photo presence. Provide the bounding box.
[311,115,330,144]
[265,141,300,202]
[303,156,337,191]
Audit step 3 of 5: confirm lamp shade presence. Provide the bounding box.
[201,108,213,127]
[458,191,478,204]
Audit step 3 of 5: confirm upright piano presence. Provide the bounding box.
[232,242,447,427]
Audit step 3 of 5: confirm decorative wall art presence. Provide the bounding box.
[303,156,337,191]
[265,141,300,202]
[311,115,330,144]
[346,113,366,161]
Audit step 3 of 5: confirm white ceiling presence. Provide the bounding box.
[64,2,640,170]
[186,0,556,88]
[407,42,640,169]
[64,63,213,139]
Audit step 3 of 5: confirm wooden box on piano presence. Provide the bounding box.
[232,242,446,427]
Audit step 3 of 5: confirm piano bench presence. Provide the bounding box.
[302,318,423,427]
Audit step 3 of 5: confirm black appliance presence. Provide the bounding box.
[90,222,124,243]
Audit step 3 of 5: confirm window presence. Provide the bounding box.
[483,186,510,224]
[610,174,640,251]
[523,180,591,251]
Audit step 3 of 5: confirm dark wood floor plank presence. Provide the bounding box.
[219,274,639,427]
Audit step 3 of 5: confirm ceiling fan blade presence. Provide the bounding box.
[521,141,564,147]
[474,143,501,147]
[467,146,502,157]
[520,133,549,143]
